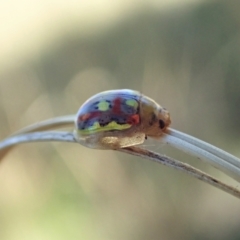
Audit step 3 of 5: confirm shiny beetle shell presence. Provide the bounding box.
[74,89,171,149]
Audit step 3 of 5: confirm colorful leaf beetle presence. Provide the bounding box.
[74,89,171,149]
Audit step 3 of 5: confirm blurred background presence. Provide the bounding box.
[0,0,240,239]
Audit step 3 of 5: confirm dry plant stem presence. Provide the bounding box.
[161,134,240,182]
[0,131,240,199]
[168,129,240,169]
[0,131,75,148]
[6,115,240,182]
[0,116,75,160]
[121,147,240,199]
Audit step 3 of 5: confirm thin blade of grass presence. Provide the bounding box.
[0,131,239,199]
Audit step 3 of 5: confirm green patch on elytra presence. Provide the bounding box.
[97,101,110,111]
[126,99,138,109]
[79,121,131,135]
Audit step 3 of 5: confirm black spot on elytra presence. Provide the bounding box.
[98,115,111,126]
[99,119,105,125]
[159,119,165,129]
[99,122,108,127]
[110,116,127,125]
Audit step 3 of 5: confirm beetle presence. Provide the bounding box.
[74,89,171,149]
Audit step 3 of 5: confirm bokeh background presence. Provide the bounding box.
[1,0,240,239]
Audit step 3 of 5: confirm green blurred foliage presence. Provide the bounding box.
[0,0,240,239]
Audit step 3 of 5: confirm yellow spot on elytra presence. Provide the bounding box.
[79,121,131,134]
[126,99,138,109]
[97,101,110,111]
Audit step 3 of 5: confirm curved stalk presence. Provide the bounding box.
[161,134,240,182]
[4,115,240,182]
[167,128,240,169]
[0,131,240,199]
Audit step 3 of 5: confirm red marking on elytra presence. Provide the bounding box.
[78,111,101,122]
[127,114,140,125]
[79,113,90,121]
[112,97,122,114]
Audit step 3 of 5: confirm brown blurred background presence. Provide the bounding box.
[1,0,240,239]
